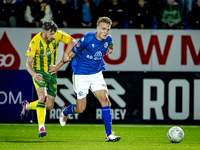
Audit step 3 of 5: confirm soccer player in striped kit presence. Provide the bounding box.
[21,20,76,137]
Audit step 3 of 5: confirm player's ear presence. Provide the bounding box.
[42,30,45,35]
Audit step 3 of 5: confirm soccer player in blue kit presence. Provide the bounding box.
[59,17,121,142]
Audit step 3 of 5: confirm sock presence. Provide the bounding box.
[29,100,38,110]
[63,104,76,115]
[102,106,112,137]
[39,124,45,130]
[36,102,46,126]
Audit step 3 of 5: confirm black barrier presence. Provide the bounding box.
[0,70,34,123]
[35,71,200,124]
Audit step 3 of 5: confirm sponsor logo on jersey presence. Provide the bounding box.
[87,55,93,59]
[94,51,102,57]
[94,51,103,60]
[40,49,56,57]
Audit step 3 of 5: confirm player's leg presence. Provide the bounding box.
[60,97,87,126]
[93,90,111,134]
[21,76,41,119]
[45,94,56,110]
[74,98,87,113]
[91,72,120,142]
[59,73,89,126]
[94,89,121,142]
[29,100,39,110]
[20,99,39,119]
[45,73,57,110]
[93,90,112,135]
[63,97,87,114]
[36,72,57,137]
[36,87,48,138]
[21,72,57,119]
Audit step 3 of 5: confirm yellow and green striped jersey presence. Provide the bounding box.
[26,30,71,73]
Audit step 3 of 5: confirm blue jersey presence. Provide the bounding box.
[71,31,113,75]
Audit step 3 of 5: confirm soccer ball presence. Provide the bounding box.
[167,126,184,143]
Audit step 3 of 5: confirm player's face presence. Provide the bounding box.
[96,22,111,41]
[44,30,55,44]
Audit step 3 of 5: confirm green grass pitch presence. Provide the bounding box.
[0,124,200,150]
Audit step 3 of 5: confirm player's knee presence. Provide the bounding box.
[76,105,85,113]
[100,98,109,107]
[46,105,53,110]
[105,97,110,103]
[46,101,54,110]
[103,95,110,105]
[39,95,47,103]
[102,91,110,105]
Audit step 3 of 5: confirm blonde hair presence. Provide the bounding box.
[96,17,112,26]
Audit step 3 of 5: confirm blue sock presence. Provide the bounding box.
[102,106,112,136]
[63,104,76,115]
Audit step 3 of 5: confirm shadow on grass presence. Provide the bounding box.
[0,135,105,143]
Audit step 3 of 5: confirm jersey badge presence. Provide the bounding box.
[27,47,31,52]
[104,42,108,48]
[78,91,83,96]
[31,41,35,45]
[77,41,80,47]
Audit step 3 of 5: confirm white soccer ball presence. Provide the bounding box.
[167,126,184,143]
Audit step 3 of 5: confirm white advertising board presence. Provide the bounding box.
[0,28,199,71]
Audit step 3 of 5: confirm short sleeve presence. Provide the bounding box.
[56,30,71,44]
[72,35,87,54]
[25,40,37,58]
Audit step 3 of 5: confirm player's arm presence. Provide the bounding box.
[59,35,85,64]
[62,37,76,63]
[49,37,76,75]
[65,50,76,61]
[26,56,43,81]
[106,41,114,55]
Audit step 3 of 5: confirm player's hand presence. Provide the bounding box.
[35,21,41,27]
[106,48,113,55]
[63,21,68,27]
[81,22,87,27]
[87,22,92,27]
[33,73,43,82]
[112,21,118,27]
[62,54,71,64]
[49,65,58,75]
